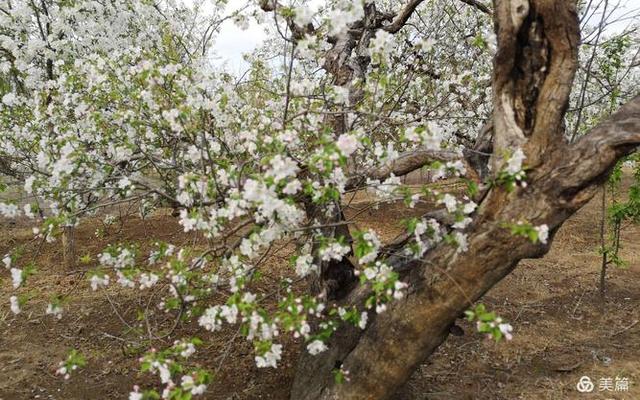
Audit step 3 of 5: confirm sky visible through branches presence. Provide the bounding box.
[201,0,640,70]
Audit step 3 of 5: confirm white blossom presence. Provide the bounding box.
[454,231,468,253]
[369,30,395,60]
[10,268,23,288]
[55,365,70,380]
[46,303,63,320]
[10,296,20,314]
[255,343,283,368]
[181,375,207,395]
[332,85,350,104]
[158,363,172,384]
[23,204,35,218]
[139,273,159,289]
[307,340,328,355]
[424,124,444,150]
[199,306,222,331]
[24,176,36,194]
[129,388,143,400]
[418,37,436,52]
[319,242,351,262]
[294,6,314,27]
[535,224,549,244]
[327,1,364,36]
[0,203,19,218]
[336,134,359,157]
[267,155,299,182]
[453,217,472,230]
[499,323,513,340]
[90,274,110,291]
[447,160,466,176]
[358,311,368,329]
[2,92,17,106]
[463,201,477,215]
[296,35,316,59]
[283,179,302,195]
[440,194,458,213]
[295,254,317,278]
[506,148,526,175]
[220,304,239,324]
[116,271,135,288]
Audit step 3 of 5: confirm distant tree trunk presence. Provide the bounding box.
[62,225,76,269]
[599,186,608,297]
[305,2,390,300]
[291,1,640,399]
[307,204,357,300]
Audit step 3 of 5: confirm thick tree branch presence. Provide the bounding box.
[491,0,580,171]
[552,94,640,204]
[345,148,460,191]
[463,121,493,181]
[526,1,580,162]
[490,0,534,168]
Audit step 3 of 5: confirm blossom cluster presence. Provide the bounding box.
[0,0,537,395]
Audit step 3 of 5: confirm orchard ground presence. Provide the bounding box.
[1,173,639,400]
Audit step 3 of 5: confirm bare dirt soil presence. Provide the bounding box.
[1,176,639,400]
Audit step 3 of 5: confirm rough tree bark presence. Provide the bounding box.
[61,224,76,269]
[290,1,640,399]
[266,1,397,300]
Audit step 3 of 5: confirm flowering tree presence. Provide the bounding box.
[1,0,639,399]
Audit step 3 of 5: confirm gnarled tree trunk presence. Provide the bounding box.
[290,1,640,399]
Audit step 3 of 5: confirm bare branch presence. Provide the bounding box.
[570,0,610,142]
[552,94,640,202]
[384,0,427,33]
[458,0,492,15]
[383,0,490,35]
